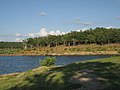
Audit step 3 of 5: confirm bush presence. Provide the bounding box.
[40,57,57,66]
[117,50,120,54]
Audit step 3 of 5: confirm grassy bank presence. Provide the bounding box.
[0,49,21,55]
[0,56,120,90]
[0,44,120,56]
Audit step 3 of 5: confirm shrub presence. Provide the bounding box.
[40,57,57,66]
[46,50,49,53]
[64,48,67,50]
[117,50,120,54]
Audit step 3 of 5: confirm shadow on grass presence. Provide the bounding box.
[8,61,120,90]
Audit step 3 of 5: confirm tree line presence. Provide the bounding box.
[23,27,120,48]
[0,42,23,49]
[0,27,120,49]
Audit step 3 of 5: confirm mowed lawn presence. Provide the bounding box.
[0,56,120,90]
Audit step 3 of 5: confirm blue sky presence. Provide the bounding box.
[0,0,120,41]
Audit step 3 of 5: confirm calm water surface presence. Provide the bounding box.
[0,55,111,75]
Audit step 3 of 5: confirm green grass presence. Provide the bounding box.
[0,49,21,54]
[0,56,120,90]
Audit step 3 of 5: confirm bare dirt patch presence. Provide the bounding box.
[69,69,105,90]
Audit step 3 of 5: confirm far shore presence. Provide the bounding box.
[0,51,119,56]
[0,44,120,56]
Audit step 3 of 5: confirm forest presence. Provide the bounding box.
[0,27,120,49]
[0,42,23,49]
[24,27,120,48]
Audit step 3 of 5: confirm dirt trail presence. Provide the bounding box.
[69,69,105,90]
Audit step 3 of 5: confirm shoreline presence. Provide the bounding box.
[0,52,119,56]
[0,44,120,56]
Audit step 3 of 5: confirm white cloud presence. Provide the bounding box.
[61,32,66,35]
[80,22,91,25]
[15,33,22,37]
[14,28,66,39]
[39,12,46,16]
[65,19,92,26]
[56,30,62,35]
[73,22,91,26]
[69,21,92,26]
[75,18,80,20]
[36,28,48,37]
[49,30,66,35]
[81,28,90,31]
[0,39,4,42]
[105,26,115,29]
[27,33,35,37]
[73,28,89,32]
[36,28,66,36]
[56,30,61,34]
[49,31,56,35]
[2,28,66,41]
[15,38,22,42]
[49,30,64,35]
[24,33,35,37]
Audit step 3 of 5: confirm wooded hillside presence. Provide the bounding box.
[24,27,120,48]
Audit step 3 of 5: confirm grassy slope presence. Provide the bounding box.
[21,44,120,55]
[0,44,120,55]
[0,56,120,90]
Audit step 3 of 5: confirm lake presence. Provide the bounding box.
[0,55,111,75]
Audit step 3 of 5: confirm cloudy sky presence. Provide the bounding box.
[0,0,120,41]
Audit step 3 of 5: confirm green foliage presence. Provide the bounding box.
[0,49,20,54]
[0,42,23,49]
[117,50,120,54]
[25,27,120,48]
[85,47,93,52]
[40,57,57,66]
[1,27,120,50]
[64,48,67,50]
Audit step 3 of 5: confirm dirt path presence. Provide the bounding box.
[69,69,105,90]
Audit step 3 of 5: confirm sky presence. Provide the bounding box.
[0,0,120,41]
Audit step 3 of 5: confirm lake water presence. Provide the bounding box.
[0,55,111,75]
